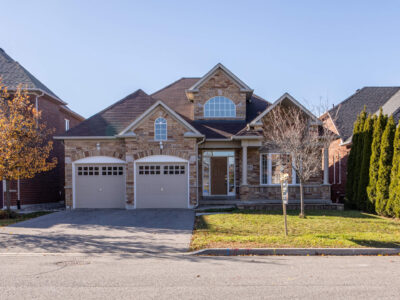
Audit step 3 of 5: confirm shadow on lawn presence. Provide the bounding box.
[350,239,400,248]
[207,209,387,220]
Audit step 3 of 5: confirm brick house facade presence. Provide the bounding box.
[57,64,331,209]
[0,49,84,208]
[320,87,400,202]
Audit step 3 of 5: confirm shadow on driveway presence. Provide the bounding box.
[0,209,195,254]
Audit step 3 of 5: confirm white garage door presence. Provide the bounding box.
[75,164,125,208]
[136,163,188,208]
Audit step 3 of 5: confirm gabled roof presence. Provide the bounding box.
[152,77,200,120]
[152,76,270,138]
[0,48,64,103]
[328,87,400,141]
[250,92,320,125]
[61,89,156,137]
[186,63,253,93]
[118,100,202,136]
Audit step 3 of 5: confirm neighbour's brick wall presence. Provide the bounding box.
[328,138,350,202]
[321,113,349,202]
[191,69,247,120]
[3,94,82,208]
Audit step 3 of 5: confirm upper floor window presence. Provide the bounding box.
[204,96,236,118]
[154,117,167,141]
[65,119,70,131]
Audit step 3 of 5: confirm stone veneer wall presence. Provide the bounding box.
[238,147,330,202]
[64,106,198,208]
[192,69,247,120]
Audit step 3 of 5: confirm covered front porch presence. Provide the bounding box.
[197,139,331,206]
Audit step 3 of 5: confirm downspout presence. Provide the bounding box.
[194,137,206,208]
[34,91,44,128]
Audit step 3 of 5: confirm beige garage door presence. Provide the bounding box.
[136,163,188,208]
[75,164,125,208]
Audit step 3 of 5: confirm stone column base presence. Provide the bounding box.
[239,185,250,201]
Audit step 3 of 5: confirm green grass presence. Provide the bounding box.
[191,210,400,250]
[0,211,51,227]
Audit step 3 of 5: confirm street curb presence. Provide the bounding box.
[189,248,400,256]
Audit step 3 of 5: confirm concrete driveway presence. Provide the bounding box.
[0,209,195,254]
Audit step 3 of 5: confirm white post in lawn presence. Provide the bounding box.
[242,144,248,186]
[324,147,329,184]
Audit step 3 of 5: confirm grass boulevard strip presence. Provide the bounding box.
[190,210,400,251]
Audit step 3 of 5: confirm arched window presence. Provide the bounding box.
[154,117,167,141]
[204,96,236,117]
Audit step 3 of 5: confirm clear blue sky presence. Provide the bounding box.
[2,0,400,118]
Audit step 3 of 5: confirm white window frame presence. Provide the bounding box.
[203,96,236,118]
[65,119,70,131]
[259,153,298,185]
[154,117,167,141]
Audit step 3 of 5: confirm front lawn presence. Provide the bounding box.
[0,211,50,227]
[190,210,400,250]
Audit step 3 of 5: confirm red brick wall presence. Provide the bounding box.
[321,113,350,202]
[1,93,82,208]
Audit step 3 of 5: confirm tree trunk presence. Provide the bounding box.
[299,179,305,218]
[5,180,11,214]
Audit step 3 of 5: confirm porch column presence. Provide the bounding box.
[323,147,329,184]
[242,145,248,186]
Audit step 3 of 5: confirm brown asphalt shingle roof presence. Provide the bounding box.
[0,48,60,100]
[329,87,400,141]
[62,76,271,138]
[64,89,156,136]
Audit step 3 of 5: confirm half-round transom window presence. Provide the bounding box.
[154,117,167,141]
[204,96,236,118]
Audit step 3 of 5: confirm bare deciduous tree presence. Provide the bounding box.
[261,104,335,218]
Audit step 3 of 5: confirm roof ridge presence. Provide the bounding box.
[96,89,150,117]
[151,77,200,96]
[14,61,60,99]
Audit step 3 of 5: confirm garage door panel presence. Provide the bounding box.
[75,164,125,209]
[136,163,188,209]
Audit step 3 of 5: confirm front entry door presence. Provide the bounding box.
[211,157,227,195]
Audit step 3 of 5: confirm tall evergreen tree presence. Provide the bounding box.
[386,121,400,218]
[345,115,360,207]
[367,109,388,213]
[351,109,367,208]
[375,116,396,215]
[357,114,374,211]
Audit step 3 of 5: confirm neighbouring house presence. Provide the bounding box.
[55,63,331,209]
[0,48,84,209]
[320,87,400,202]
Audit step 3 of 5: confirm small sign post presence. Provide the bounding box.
[280,172,289,237]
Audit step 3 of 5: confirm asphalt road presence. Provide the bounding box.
[1,254,399,299]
